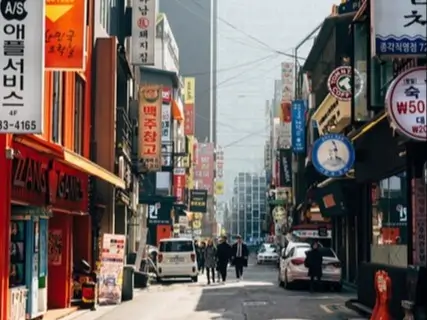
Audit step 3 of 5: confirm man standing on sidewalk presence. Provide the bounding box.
[216,236,231,283]
[231,235,248,281]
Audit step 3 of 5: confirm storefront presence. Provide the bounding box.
[9,142,90,318]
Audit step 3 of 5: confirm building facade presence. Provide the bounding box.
[230,173,267,243]
[159,0,217,143]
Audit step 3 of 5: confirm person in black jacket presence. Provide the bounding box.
[216,236,231,283]
[231,235,249,280]
[305,240,323,292]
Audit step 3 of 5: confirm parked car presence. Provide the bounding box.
[157,238,198,283]
[278,246,342,291]
[257,247,279,264]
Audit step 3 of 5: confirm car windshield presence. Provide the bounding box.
[159,240,194,252]
[266,247,277,253]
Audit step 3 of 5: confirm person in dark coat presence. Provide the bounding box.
[199,241,206,274]
[231,235,249,280]
[305,240,323,292]
[204,239,216,284]
[216,236,232,283]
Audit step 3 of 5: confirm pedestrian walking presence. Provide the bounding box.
[204,239,216,284]
[231,235,248,280]
[199,241,206,274]
[216,235,232,283]
[304,240,323,292]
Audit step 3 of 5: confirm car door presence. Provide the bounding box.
[283,247,296,273]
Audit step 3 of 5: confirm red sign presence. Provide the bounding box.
[281,101,292,123]
[12,143,88,212]
[162,88,172,104]
[184,104,194,135]
[193,143,214,194]
[173,168,186,202]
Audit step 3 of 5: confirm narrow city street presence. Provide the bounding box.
[64,261,366,320]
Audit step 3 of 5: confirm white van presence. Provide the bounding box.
[157,238,198,282]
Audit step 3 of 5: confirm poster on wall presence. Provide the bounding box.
[98,234,126,305]
[10,220,26,287]
[48,229,63,266]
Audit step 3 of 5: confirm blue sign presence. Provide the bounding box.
[291,100,307,153]
[312,134,355,178]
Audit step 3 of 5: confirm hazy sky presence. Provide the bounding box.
[216,0,339,196]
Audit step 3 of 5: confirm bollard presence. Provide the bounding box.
[370,270,392,320]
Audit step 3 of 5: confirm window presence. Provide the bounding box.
[260,213,266,221]
[371,172,407,267]
[253,221,260,233]
[51,72,64,143]
[253,210,259,218]
[245,222,252,236]
[159,240,194,252]
[74,75,84,154]
[99,0,110,30]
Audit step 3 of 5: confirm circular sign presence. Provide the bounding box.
[386,66,427,142]
[137,17,150,29]
[312,133,355,178]
[272,206,286,221]
[327,66,363,101]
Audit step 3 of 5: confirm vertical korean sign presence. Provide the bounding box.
[131,0,156,65]
[45,0,87,70]
[193,143,214,195]
[138,85,162,172]
[161,88,172,166]
[279,62,294,149]
[291,100,307,153]
[0,0,45,133]
[215,147,224,196]
[183,77,195,135]
[173,167,186,203]
[371,0,427,56]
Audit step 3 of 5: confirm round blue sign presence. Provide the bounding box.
[311,133,355,178]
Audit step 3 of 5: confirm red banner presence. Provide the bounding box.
[173,168,186,202]
[184,104,195,135]
[193,143,214,194]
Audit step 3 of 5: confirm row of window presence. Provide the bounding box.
[51,72,84,154]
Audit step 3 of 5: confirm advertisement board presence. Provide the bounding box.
[173,168,186,203]
[193,143,214,194]
[183,77,195,135]
[189,189,208,213]
[131,0,156,65]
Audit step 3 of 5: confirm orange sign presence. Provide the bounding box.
[45,0,87,70]
[138,85,162,172]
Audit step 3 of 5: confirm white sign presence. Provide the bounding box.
[161,103,171,141]
[386,66,427,141]
[371,0,427,56]
[277,123,291,148]
[281,62,294,102]
[0,1,44,133]
[149,203,160,219]
[131,0,156,65]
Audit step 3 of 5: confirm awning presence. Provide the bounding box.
[172,99,184,121]
[13,135,126,189]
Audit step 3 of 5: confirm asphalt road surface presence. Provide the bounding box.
[64,261,367,320]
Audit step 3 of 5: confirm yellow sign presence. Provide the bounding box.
[192,220,201,229]
[215,181,224,195]
[184,77,195,104]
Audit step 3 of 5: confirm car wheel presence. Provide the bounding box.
[278,273,284,287]
[191,276,198,283]
[284,270,292,290]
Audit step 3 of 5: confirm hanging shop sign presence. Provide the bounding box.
[148,202,171,225]
[327,66,363,101]
[385,66,427,142]
[311,133,355,178]
[272,206,286,222]
[371,0,427,56]
[131,0,156,65]
[138,85,162,172]
[311,94,351,135]
[189,189,207,213]
[45,0,87,70]
[0,0,45,134]
[173,167,186,203]
[11,144,88,211]
[279,149,292,188]
[291,100,307,153]
[183,77,195,135]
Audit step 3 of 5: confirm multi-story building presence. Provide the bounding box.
[159,0,218,143]
[230,172,267,243]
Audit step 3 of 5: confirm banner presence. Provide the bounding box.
[189,189,208,213]
[279,149,293,188]
[161,88,172,167]
[138,85,162,171]
[0,0,44,134]
[214,181,224,195]
[45,0,87,70]
[291,100,307,153]
[99,234,126,305]
[131,0,156,65]
[216,147,224,179]
[193,143,214,194]
[183,77,195,135]
[173,168,186,203]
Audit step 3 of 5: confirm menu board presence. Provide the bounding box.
[98,234,126,305]
[10,220,26,287]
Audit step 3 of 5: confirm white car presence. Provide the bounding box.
[157,238,198,283]
[278,246,342,291]
[257,247,279,264]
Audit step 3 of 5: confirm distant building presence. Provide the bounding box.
[230,172,267,243]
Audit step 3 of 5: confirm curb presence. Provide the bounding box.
[345,299,373,318]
